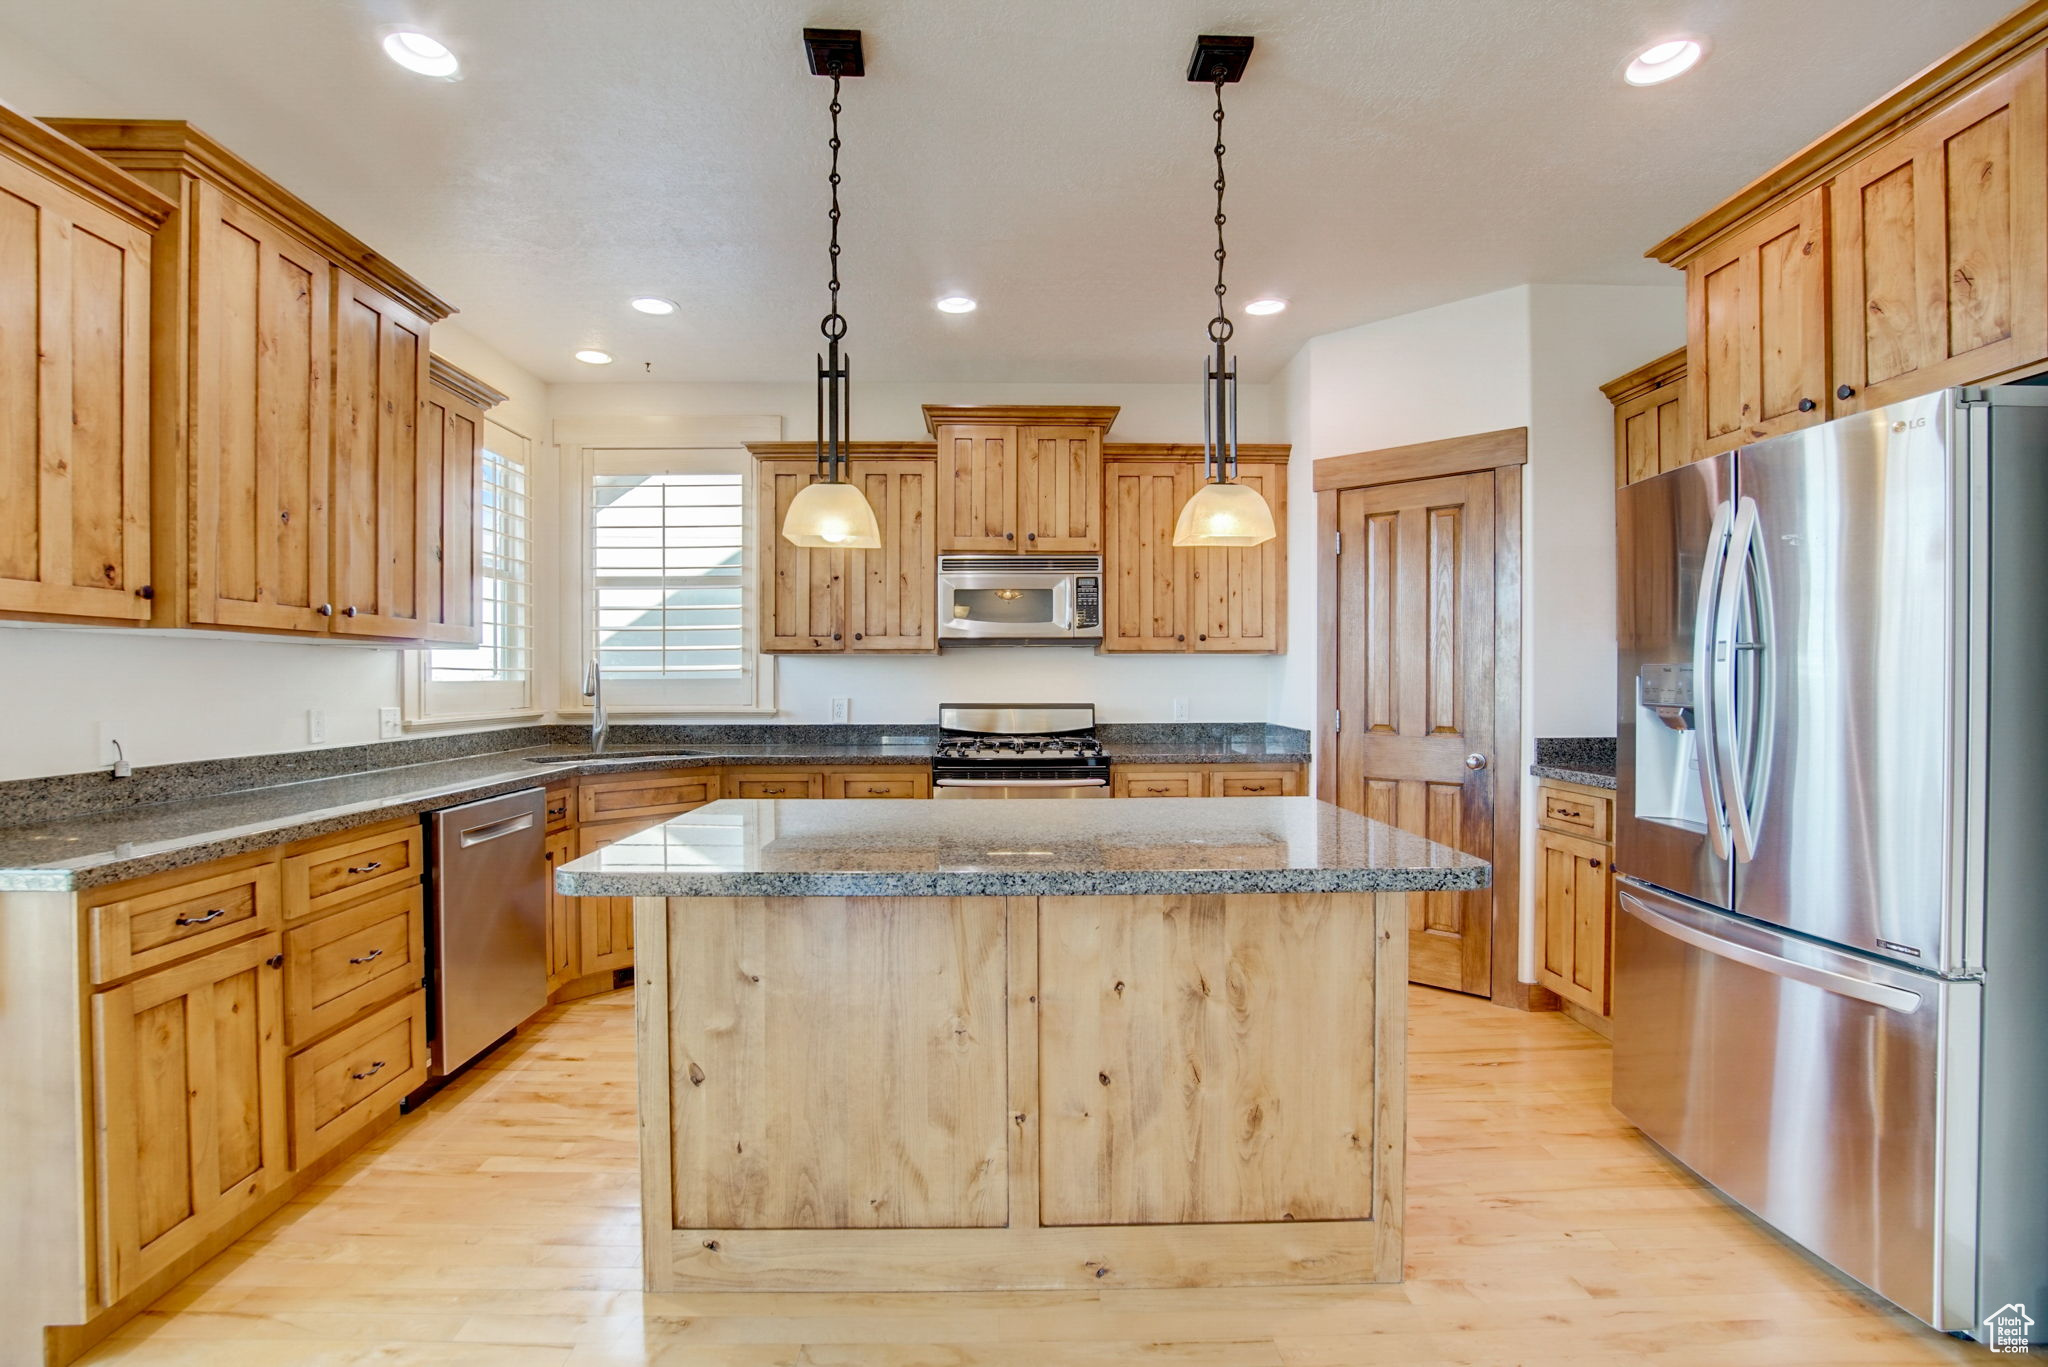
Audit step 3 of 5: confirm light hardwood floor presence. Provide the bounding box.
[80,986,1989,1366]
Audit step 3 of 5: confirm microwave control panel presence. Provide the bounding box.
[1075,576,1100,628]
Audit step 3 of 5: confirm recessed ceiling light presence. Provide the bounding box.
[1625,38,1704,86]
[630,297,678,315]
[574,349,614,365]
[382,30,460,79]
[935,296,978,314]
[1245,298,1288,316]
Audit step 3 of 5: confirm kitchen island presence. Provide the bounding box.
[558,795,1488,1293]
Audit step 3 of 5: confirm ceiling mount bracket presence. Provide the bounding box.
[804,28,865,78]
[1186,34,1253,84]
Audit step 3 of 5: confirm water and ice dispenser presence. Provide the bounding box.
[1633,662,1708,828]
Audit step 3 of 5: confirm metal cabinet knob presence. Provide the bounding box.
[1005,531,1015,541]
[343,606,358,617]
[1590,859,1603,870]
[1837,384,1856,400]
[1464,753,1488,771]
[1026,532,1036,540]
[317,603,333,616]
[1797,398,1816,412]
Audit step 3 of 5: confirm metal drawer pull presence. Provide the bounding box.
[1553,806,1583,819]
[866,786,891,794]
[347,861,384,875]
[352,1060,386,1081]
[761,786,786,794]
[459,812,536,847]
[175,908,227,927]
[348,948,385,965]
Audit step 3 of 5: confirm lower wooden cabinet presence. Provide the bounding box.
[543,827,580,994]
[1532,780,1617,1021]
[91,931,288,1301]
[281,885,423,1047]
[825,769,931,798]
[286,990,427,1167]
[1114,765,1305,798]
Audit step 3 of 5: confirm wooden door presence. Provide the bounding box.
[757,458,844,652]
[1832,52,2048,413]
[1614,377,1688,485]
[936,423,1017,551]
[330,272,432,638]
[1191,461,1286,652]
[1015,425,1101,552]
[543,828,579,993]
[93,932,287,1301]
[1688,187,1829,459]
[846,457,936,651]
[189,187,333,632]
[1102,460,1193,652]
[0,155,153,622]
[1322,472,1497,995]
[1535,829,1611,1015]
[408,378,482,644]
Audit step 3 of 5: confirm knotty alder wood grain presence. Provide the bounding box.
[639,890,1405,1291]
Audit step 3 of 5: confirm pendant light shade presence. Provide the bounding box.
[781,479,882,548]
[1173,478,1276,547]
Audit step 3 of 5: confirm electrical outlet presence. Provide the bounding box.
[307,708,327,745]
[1172,697,1191,722]
[378,707,402,739]
[830,696,851,724]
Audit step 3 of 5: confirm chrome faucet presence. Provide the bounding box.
[582,657,608,755]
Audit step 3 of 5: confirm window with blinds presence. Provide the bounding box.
[412,422,536,720]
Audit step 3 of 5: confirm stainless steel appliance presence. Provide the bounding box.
[1613,387,2048,1342]
[424,788,547,1078]
[931,703,1111,797]
[936,555,1103,644]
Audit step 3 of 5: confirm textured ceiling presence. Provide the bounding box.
[0,0,2021,383]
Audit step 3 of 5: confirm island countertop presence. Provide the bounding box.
[555,795,1490,898]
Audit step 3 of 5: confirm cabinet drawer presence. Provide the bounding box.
[1116,769,1201,798]
[728,770,822,800]
[1210,769,1297,797]
[826,770,929,799]
[283,822,424,921]
[1539,785,1612,840]
[578,771,721,824]
[289,990,426,1168]
[284,885,424,1047]
[543,784,574,833]
[579,817,662,857]
[90,856,281,984]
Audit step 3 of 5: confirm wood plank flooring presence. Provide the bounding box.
[81,986,1990,1365]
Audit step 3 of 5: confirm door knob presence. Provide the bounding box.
[1464,753,1488,771]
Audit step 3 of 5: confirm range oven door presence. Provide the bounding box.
[932,777,1110,798]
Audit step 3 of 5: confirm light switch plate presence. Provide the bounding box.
[830,696,851,724]
[378,707,402,739]
[307,708,327,745]
[1172,697,1191,722]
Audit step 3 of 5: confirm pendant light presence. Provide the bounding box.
[782,29,882,549]
[1172,35,1277,550]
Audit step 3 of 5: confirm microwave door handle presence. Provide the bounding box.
[1713,497,1759,864]
[1052,578,1075,630]
[1693,500,1734,859]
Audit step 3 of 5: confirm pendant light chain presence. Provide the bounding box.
[823,66,846,348]
[1209,77,1232,349]
[817,62,850,484]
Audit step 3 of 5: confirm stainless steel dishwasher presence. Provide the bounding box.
[424,787,546,1079]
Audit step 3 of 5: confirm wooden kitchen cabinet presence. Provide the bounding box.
[1685,187,1831,459]
[92,932,288,1302]
[1603,348,1689,486]
[1533,779,1616,1026]
[934,422,1017,551]
[1017,424,1104,552]
[410,365,488,643]
[758,456,845,651]
[45,120,460,642]
[1192,460,1287,651]
[925,405,1117,553]
[543,827,580,994]
[755,445,938,654]
[0,110,166,625]
[1830,50,2048,413]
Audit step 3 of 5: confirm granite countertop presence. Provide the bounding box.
[1529,737,1617,791]
[555,796,1489,899]
[0,735,1310,893]
[1529,763,1617,790]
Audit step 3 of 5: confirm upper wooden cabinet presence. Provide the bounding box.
[44,119,462,643]
[1831,50,2048,414]
[0,108,168,625]
[924,406,1115,553]
[1602,348,1689,487]
[753,444,938,654]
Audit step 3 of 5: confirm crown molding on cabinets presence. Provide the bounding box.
[428,356,509,411]
[0,103,173,228]
[921,404,1121,435]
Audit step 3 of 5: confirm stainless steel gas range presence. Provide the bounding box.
[929,704,1111,798]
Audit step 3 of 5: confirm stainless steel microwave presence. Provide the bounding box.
[936,555,1103,643]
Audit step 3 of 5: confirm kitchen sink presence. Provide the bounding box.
[523,748,712,764]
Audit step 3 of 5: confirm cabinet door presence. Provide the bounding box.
[846,457,936,651]
[330,272,432,638]
[758,458,844,651]
[575,820,637,975]
[93,932,287,1302]
[543,828,579,993]
[1535,828,1612,1015]
[936,423,1016,551]
[1016,425,1101,552]
[1191,461,1286,652]
[1614,377,1689,485]
[189,187,333,632]
[1688,188,1829,459]
[1832,52,2048,413]
[0,155,153,622]
[1102,460,1193,652]
[407,378,482,644]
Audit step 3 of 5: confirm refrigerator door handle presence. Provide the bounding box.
[1692,500,1734,859]
[1713,497,1760,863]
[1618,890,1923,1014]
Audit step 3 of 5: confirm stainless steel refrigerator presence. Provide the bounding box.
[1613,387,2048,1341]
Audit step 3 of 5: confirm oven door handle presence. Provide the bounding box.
[932,777,1108,788]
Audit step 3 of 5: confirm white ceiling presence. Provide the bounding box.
[0,0,2020,383]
